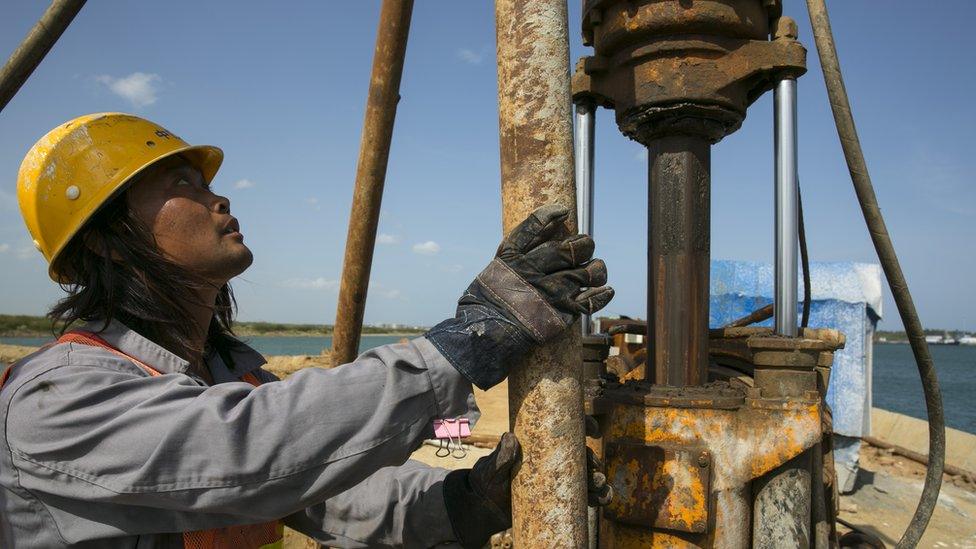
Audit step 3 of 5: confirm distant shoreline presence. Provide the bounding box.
[0,330,423,339]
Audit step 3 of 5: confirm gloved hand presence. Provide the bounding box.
[426,204,614,389]
[585,416,613,507]
[444,431,613,549]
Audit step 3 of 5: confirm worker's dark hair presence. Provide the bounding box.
[48,177,243,368]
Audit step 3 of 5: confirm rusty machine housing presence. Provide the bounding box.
[574,1,844,547]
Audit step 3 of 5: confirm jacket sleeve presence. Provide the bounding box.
[284,460,460,548]
[3,337,478,535]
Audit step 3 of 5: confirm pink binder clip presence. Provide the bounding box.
[433,418,470,459]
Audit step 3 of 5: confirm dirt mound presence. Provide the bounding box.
[1,344,39,365]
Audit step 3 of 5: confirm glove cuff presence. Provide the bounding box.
[443,469,511,549]
[425,301,531,390]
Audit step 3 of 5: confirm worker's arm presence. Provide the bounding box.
[3,337,476,538]
[282,460,455,548]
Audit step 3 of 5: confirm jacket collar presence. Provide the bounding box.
[78,319,267,380]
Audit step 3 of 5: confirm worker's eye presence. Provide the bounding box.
[176,178,207,189]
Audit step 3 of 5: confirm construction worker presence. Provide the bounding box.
[0,113,614,548]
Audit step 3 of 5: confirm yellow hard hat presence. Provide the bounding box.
[17,113,223,282]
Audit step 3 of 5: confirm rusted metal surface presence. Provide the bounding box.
[647,136,711,387]
[600,382,821,548]
[574,1,806,144]
[495,0,589,546]
[0,0,86,113]
[597,327,845,547]
[722,303,774,328]
[332,0,413,366]
[604,442,711,533]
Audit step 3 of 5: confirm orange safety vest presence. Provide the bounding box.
[0,330,285,549]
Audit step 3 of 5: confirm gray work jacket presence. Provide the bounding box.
[0,320,479,548]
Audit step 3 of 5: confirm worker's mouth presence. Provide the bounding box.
[221,218,243,240]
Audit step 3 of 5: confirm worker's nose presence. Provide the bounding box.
[213,193,230,214]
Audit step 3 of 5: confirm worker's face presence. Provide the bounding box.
[126,158,252,285]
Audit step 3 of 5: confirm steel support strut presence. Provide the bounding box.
[575,100,596,337]
[753,77,812,549]
[332,0,414,366]
[496,0,589,545]
[0,0,87,113]
[774,78,799,338]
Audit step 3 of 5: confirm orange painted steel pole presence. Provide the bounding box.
[495,0,589,545]
[332,0,413,366]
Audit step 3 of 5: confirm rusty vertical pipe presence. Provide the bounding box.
[332,0,413,366]
[0,0,86,113]
[495,0,589,545]
[646,135,711,387]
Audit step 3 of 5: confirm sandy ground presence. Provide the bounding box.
[5,343,973,547]
[838,444,976,548]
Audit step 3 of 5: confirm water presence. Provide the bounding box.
[5,334,974,434]
[872,344,976,435]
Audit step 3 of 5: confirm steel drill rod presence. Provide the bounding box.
[647,136,711,387]
[774,78,799,337]
[332,0,413,366]
[495,0,589,545]
[0,0,86,113]
[574,100,596,337]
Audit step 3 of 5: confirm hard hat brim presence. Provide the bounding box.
[49,144,224,284]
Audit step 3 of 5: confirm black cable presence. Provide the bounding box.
[798,182,811,329]
[805,1,946,546]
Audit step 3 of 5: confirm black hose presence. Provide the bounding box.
[798,181,811,328]
[805,1,946,546]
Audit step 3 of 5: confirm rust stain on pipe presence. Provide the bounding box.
[495,0,589,545]
[332,0,413,366]
[0,0,86,113]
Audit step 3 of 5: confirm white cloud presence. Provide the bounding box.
[456,48,483,65]
[635,148,648,162]
[369,279,403,300]
[281,277,339,291]
[305,197,321,211]
[442,264,464,274]
[95,72,162,107]
[233,179,256,190]
[412,241,441,255]
[376,233,400,245]
[0,243,10,253]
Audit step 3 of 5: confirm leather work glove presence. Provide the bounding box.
[426,204,614,389]
[585,415,614,507]
[444,431,613,549]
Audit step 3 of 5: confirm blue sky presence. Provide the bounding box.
[1,1,974,331]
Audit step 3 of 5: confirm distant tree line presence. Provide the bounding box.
[0,314,425,337]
